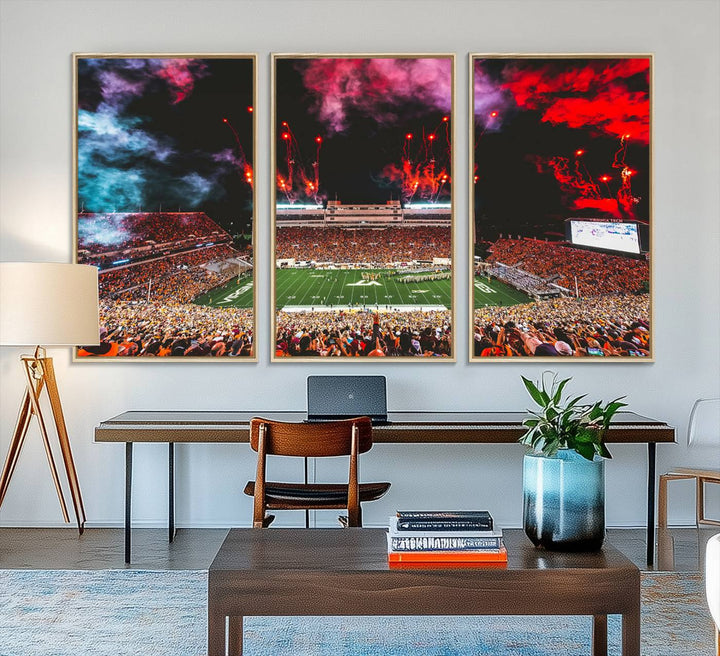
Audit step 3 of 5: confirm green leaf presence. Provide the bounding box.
[566,394,587,409]
[576,442,595,461]
[552,377,571,404]
[574,429,595,443]
[518,373,621,460]
[521,376,546,407]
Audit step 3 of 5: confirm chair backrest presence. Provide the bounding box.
[688,398,720,447]
[249,417,373,457]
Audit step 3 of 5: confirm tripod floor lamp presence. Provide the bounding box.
[0,262,99,533]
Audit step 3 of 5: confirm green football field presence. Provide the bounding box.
[193,274,254,309]
[473,275,531,308]
[275,268,451,310]
[193,270,529,311]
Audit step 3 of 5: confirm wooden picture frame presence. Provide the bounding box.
[470,54,652,361]
[272,54,455,361]
[73,54,257,360]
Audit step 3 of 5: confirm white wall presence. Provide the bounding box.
[1,0,718,530]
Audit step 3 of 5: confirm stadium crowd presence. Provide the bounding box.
[275,309,452,357]
[473,295,650,357]
[78,301,254,357]
[486,264,558,295]
[98,245,239,303]
[78,211,229,254]
[276,227,450,264]
[486,238,648,296]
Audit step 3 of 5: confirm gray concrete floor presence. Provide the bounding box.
[0,526,716,571]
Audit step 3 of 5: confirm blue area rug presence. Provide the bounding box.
[0,569,714,656]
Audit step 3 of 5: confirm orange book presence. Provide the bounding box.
[389,560,507,570]
[388,545,507,564]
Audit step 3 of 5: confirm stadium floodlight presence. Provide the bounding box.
[0,262,99,533]
[276,203,323,210]
[405,203,452,210]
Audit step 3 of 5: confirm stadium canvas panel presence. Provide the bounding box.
[471,55,652,360]
[73,55,256,359]
[273,55,454,360]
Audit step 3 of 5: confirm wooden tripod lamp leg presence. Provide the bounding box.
[41,357,86,533]
[20,356,71,524]
[0,390,34,506]
[0,354,86,534]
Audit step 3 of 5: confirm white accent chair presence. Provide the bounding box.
[659,398,720,528]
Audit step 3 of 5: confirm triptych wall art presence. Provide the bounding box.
[73,53,652,362]
[74,55,256,360]
[471,55,652,360]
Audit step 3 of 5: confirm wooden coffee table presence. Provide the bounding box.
[208,528,640,656]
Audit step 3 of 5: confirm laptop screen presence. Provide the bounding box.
[307,375,387,422]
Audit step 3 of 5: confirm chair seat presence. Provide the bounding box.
[244,481,390,508]
[664,467,720,480]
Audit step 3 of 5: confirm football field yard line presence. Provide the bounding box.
[193,274,254,309]
[473,276,531,309]
[274,269,453,311]
[277,269,306,305]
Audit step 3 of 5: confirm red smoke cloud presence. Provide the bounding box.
[153,59,208,104]
[574,198,621,216]
[501,58,650,143]
[297,58,452,134]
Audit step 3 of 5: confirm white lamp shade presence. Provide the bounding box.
[0,262,100,346]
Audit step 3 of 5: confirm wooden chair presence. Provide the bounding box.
[658,398,720,528]
[243,417,390,528]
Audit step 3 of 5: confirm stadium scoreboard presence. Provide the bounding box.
[568,219,641,255]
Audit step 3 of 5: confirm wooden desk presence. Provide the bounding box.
[207,528,641,656]
[94,411,675,564]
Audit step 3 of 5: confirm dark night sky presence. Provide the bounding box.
[473,57,650,241]
[275,58,452,205]
[77,57,254,234]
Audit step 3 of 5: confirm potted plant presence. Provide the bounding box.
[519,372,626,551]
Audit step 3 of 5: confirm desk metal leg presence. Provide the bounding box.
[169,443,175,543]
[647,442,656,566]
[125,442,132,564]
[304,456,310,529]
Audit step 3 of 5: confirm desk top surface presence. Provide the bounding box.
[100,409,667,426]
[209,527,636,574]
[95,410,675,444]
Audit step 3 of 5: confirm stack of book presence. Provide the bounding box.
[387,510,507,567]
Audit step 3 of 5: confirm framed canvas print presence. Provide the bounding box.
[73,54,256,359]
[470,55,652,361]
[272,54,454,360]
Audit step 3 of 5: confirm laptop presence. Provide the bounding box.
[306,375,389,425]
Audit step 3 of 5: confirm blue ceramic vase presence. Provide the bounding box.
[523,448,606,551]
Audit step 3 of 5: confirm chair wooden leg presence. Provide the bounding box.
[697,477,704,527]
[347,504,361,527]
[658,474,669,528]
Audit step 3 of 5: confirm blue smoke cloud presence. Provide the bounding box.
[77,213,132,248]
[76,58,233,223]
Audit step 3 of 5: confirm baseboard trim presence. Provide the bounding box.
[1,520,688,530]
